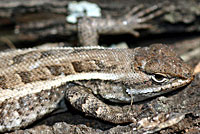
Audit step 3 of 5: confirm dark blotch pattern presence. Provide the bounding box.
[46,65,62,76]
[17,72,32,83]
[72,60,100,73]
[0,76,7,89]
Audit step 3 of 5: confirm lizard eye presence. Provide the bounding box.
[151,73,168,83]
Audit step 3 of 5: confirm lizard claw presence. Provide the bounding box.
[129,30,140,37]
[126,2,169,23]
[124,2,168,37]
[125,4,144,18]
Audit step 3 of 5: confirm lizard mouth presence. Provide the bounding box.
[125,78,192,102]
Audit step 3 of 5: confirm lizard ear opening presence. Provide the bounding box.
[151,73,168,83]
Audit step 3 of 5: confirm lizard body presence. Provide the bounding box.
[0,44,193,132]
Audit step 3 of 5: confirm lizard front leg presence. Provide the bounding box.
[78,18,99,47]
[65,83,136,124]
[77,3,168,46]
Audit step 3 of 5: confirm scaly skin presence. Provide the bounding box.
[0,44,193,132]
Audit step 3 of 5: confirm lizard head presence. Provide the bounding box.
[125,44,194,102]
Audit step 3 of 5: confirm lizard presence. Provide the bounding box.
[77,3,168,46]
[0,44,193,133]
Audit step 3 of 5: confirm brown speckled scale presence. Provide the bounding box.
[0,44,193,133]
